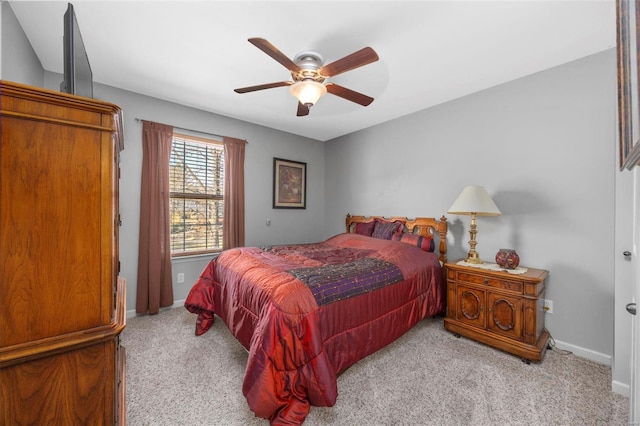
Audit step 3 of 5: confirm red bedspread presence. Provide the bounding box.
[184,233,444,424]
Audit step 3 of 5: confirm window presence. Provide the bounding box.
[169,134,224,256]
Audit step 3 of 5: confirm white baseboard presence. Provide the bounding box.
[551,337,611,365]
[612,380,630,397]
[551,338,631,397]
[126,298,186,319]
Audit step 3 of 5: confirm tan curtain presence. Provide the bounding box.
[136,121,174,314]
[222,136,246,249]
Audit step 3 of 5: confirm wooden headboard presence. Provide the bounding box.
[345,214,448,264]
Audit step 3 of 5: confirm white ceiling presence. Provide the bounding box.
[9,0,616,141]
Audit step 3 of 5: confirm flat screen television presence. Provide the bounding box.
[60,3,93,98]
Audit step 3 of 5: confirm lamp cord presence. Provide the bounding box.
[545,329,572,355]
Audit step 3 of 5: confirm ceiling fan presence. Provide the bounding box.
[234,38,379,117]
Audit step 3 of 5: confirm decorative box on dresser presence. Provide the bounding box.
[444,260,550,363]
[0,81,126,424]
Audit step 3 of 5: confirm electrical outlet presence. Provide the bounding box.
[177,273,185,284]
[543,299,553,314]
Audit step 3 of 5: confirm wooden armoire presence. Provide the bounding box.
[0,80,126,424]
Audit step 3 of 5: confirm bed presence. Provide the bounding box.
[184,214,448,424]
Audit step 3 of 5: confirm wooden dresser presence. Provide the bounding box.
[444,260,549,363]
[0,81,126,424]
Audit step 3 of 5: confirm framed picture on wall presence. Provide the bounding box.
[617,0,640,170]
[273,158,307,209]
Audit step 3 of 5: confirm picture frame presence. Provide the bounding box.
[617,0,640,170]
[273,157,306,209]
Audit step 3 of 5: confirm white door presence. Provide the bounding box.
[630,168,640,423]
[614,153,635,398]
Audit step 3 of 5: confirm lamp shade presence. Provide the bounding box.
[447,186,501,216]
[290,81,327,106]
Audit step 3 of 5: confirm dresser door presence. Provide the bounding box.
[456,285,486,329]
[487,292,522,340]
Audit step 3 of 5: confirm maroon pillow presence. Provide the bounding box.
[391,232,435,252]
[371,219,403,240]
[354,221,375,236]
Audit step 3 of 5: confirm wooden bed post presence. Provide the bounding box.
[438,215,448,264]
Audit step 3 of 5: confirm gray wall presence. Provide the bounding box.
[105,84,325,312]
[1,2,43,85]
[324,49,618,364]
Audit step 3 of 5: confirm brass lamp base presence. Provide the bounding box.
[465,253,483,264]
[466,212,483,264]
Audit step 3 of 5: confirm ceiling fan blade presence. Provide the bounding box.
[326,83,374,106]
[234,81,292,93]
[320,47,379,78]
[248,38,301,73]
[297,102,310,117]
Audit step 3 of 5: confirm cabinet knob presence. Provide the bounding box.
[624,251,632,258]
[484,278,489,285]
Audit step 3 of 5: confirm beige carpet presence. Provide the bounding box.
[122,307,628,425]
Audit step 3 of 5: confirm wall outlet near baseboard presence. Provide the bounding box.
[543,299,553,314]
[177,273,185,284]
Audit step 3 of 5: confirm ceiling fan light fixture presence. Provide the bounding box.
[290,80,327,107]
[236,38,379,116]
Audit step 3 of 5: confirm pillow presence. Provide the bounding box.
[354,221,375,236]
[371,219,403,240]
[391,232,435,252]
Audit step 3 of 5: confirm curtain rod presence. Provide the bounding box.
[134,118,247,143]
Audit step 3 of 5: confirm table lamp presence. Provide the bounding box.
[447,185,501,264]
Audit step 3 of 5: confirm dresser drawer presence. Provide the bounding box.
[456,271,523,293]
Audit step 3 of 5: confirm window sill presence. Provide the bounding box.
[171,252,220,263]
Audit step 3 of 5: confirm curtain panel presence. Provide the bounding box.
[136,121,174,314]
[222,136,247,250]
